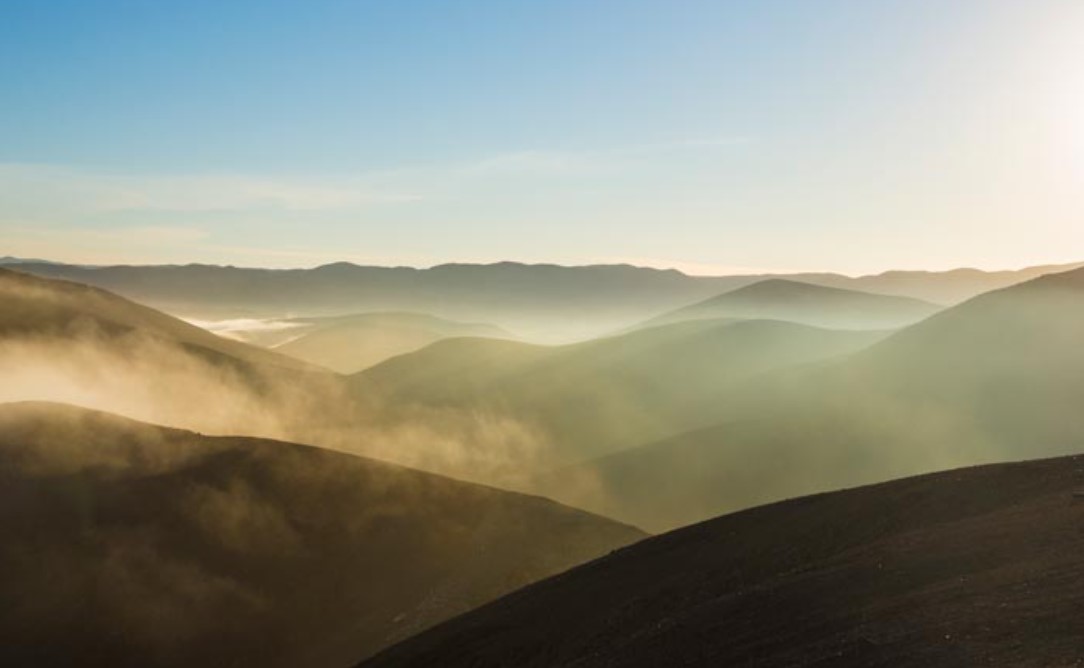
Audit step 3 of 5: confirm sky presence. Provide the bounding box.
[1,0,1082,275]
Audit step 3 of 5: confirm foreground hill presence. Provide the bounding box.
[267,312,511,373]
[362,455,1084,668]
[351,319,885,481]
[645,279,940,330]
[0,403,644,668]
[544,267,1084,530]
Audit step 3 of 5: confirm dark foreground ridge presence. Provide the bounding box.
[0,402,645,667]
[362,454,1084,667]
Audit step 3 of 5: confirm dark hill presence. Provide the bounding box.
[361,454,1084,668]
[0,402,645,667]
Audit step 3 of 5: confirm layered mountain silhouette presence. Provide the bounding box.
[350,318,886,481]
[543,267,1084,530]
[8,259,1079,340]
[643,279,940,330]
[266,312,511,373]
[360,454,1084,668]
[0,402,644,668]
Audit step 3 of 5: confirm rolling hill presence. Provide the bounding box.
[0,267,346,440]
[350,319,886,483]
[540,266,1084,530]
[643,278,941,330]
[266,312,512,373]
[0,402,645,667]
[361,454,1084,668]
[0,267,314,372]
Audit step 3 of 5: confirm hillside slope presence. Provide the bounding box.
[351,319,885,481]
[271,312,511,373]
[645,278,940,330]
[362,455,1084,668]
[0,268,347,440]
[544,267,1084,530]
[0,267,313,372]
[0,402,645,668]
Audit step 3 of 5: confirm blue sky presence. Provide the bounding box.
[2,0,1082,273]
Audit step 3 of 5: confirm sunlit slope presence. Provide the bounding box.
[645,279,941,330]
[0,268,345,439]
[0,402,645,668]
[361,455,1084,668]
[547,267,1084,531]
[353,319,886,473]
[0,267,313,372]
[271,312,511,373]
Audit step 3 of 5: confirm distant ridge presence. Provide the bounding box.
[643,278,941,330]
[6,259,1080,340]
[543,265,1084,530]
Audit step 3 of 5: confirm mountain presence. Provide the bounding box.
[0,267,345,440]
[0,402,645,667]
[266,312,512,373]
[838,262,1084,304]
[350,319,886,484]
[361,454,1084,668]
[6,261,734,341]
[644,279,941,330]
[543,266,1084,530]
[10,260,1079,340]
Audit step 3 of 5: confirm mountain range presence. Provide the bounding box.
[5,258,1080,340]
[537,266,1084,529]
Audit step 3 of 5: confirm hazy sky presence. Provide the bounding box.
[2,0,1082,274]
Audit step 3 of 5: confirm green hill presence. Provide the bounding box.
[351,319,885,483]
[541,267,1084,530]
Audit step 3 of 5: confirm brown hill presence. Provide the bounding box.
[0,267,347,440]
[361,454,1084,668]
[0,402,645,667]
